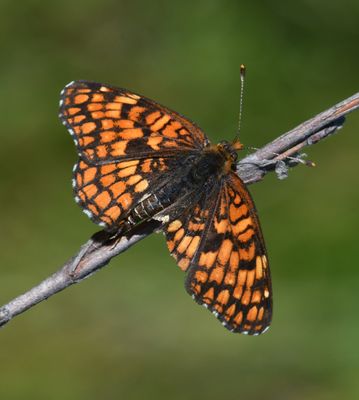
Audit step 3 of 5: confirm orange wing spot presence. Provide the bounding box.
[233,311,243,326]
[76,88,91,94]
[147,136,163,150]
[234,217,253,235]
[162,141,178,148]
[224,272,236,286]
[237,269,247,286]
[241,289,252,306]
[114,95,137,104]
[167,240,175,252]
[193,284,201,295]
[101,119,114,130]
[255,256,263,279]
[178,258,190,271]
[213,303,223,313]
[167,220,182,233]
[251,290,262,304]
[233,193,242,205]
[68,107,81,115]
[105,102,122,110]
[258,307,264,320]
[177,235,193,254]
[246,269,255,288]
[104,110,120,118]
[118,165,137,178]
[247,306,258,322]
[151,114,171,131]
[179,128,188,136]
[126,174,142,185]
[100,131,117,142]
[119,160,140,168]
[94,191,111,209]
[110,181,126,198]
[203,288,214,303]
[118,193,132,211]
[214,217,227,234]
[174,228,185,243]
[78,160,87,170]
[238,228,255,243]
[216,289,230,305]
[141,161,151,173]
[128,106,146,122]
[92,111,105,119]
[96,145,107,158]
[87,102,103,111]
[105,205,121,220]
[209,267,224,284]
[100,174,116,187]
[82,136,95,146]
[225,304,236,318]
[134,179,149,193]
[119,128,144,140]
[116,119,134,129]
[101,164,117,175]
[240,241,256,261]
[162,123,179,138]
[146,111,161,124]
[198,251,218,269]
[76,173,82,187]
[237,204,248,217]
[195,270,208,283]
[92,93,104,102]
[217,239,233,266]
[188,220,204,232]
[73,115,86,123]
[81,122,97,134]
[185,235,200,258]
[74,94,89,104]
[229,251,239,272]
[233,285,243,300]
[83,184,98,198]
[83,167,97,183]
[111,141,128,156]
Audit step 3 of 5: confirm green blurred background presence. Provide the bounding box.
[1,1,358,399]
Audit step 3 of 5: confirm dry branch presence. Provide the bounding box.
[1,92,358,328]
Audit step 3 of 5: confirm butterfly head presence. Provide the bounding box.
[215,140,243,173]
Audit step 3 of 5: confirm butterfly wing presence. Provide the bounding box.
[59,80,208,164]
[164,172,272,335]
[60,81,209,228]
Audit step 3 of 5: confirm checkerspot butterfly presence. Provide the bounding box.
[59,80,272,335]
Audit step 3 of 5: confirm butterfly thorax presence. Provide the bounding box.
[121,141,240,232]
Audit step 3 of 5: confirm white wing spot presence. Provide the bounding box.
[262,326,270,334]
[83,209,93,218]
[65,80,75,88]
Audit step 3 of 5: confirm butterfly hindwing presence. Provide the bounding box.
[164,172,272,335]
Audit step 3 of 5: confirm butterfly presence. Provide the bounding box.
[59,80,272,335]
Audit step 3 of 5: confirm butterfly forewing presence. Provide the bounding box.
[59,81,208,164]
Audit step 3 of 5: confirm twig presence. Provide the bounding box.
[0,92,358,328]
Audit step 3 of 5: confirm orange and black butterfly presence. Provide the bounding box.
[59,80,272,335]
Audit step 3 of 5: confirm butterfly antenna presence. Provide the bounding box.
[233,64,246,149]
